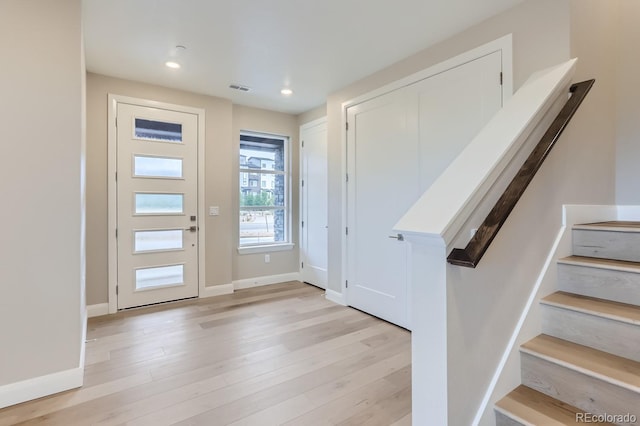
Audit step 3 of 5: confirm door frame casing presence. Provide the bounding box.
[107,94,206,313]
[341,34,513,306]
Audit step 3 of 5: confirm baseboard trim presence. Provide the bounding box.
[617,205,640,221]
[87,303,109,318]
[233,272,301,290]
[80,305,87,370]
[0,367,83,409]
[200,283,234,299]
[325,289,347,306]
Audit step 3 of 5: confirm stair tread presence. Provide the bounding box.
[495,385,614,425]
[558,255,640,273]
[574,221,640,232]
[521,334,640,391]
[541,291,640,325]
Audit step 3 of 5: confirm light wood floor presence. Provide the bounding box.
[0,282,411,425]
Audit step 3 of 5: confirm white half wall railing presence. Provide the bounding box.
[393,59,582,425]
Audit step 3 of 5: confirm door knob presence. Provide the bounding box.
[388,233,404,241]
[185,226,197,232]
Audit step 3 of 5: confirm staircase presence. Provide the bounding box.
[495,221,640,425]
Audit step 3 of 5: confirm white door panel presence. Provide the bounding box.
[116,103,199,309]
[416,51,503,191]
[346,51,503,329]
[300,120,328,289]
[347,88,419,329]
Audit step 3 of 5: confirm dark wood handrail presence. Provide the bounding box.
[447,79,595,268]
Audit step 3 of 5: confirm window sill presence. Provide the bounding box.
[237,243,295,255]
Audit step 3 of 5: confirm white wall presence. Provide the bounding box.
[87,73,232,303]
[86,74,300,305]
[615,0,640,204]
[325,0,572,295]
[0,0,85,401]
[436,1,617,424]
[232,105,300,281]
[298,105,327,127]
[318,0,617,424]
[471,2,619,424]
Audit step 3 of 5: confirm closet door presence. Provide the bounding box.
[300,118,328,289]
[346,50,503,329]
[347,87,419,329]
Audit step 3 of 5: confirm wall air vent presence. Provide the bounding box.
[229,84,251,92]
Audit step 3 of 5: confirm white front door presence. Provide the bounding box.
[116,102,199,309]
[346,50,503,328]
[300,119,328,289]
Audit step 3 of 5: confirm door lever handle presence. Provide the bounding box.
[185,226,197,232]
[388,233,404,241]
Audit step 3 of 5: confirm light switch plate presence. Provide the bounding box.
[209,206,219,216]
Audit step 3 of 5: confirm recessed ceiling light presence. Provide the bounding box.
[281,88,293,96]
[165,61,181,69]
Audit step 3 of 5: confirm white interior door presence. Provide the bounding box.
[415,51,503,191]
[347,87,419,329]
[116,103,199,309]
[300,119,328,289]
[346,50,503,329]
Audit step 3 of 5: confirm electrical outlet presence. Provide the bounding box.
[264,254,270,263]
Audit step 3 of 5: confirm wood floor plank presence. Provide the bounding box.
[390,413,412,426]
[283,376,402,426]
[0,282,411,426]
[336,385,412,426]
[522,334,640,389]
[495,385,614,426]
[280,356,411,426]
[559,255,640,273]
[132,336,406,425]
[542,291,640,324]
[575,221,640,232]
[77,323,388,425]
[0,373,152,426]
[82,305,359,387]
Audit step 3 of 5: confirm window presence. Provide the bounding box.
[239,132,289,247]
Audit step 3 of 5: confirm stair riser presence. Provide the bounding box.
[572,229,640,262]
[541,305,640,362]
[495,411,528,426]
[521,353,639,426]
[558,263,640,306]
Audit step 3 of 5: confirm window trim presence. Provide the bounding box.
[238,131,291,251]
[237,243,295,255]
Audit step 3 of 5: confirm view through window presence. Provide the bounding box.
[239,133,288,246]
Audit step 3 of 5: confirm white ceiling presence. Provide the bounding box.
[83,0,523,115]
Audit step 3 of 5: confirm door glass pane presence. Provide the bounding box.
[135,193,184,214]
[134,156,183,178]
[135,265,184,290]
[135,118,182,143]
[134,229,183,252]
